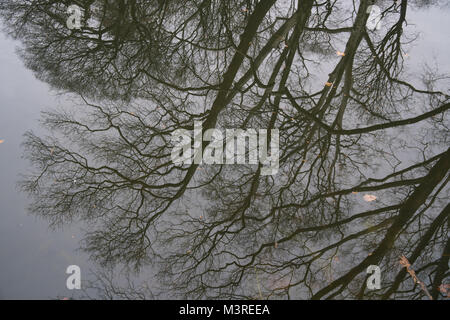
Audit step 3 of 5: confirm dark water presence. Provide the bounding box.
[0,1,449,300]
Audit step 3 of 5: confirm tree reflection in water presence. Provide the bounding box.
[0,0,448,299]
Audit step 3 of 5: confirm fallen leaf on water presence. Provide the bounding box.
[438,284,449,293]
[363,194,377,202]
[399,255,420,284]
[336,51,345,56]
[325,82,333,87]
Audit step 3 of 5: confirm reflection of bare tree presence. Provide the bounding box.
[1,0,449,299]
[81,267,155,300]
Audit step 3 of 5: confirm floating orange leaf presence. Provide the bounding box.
[363,194,377,202]
[400,255,417,283]
[325,82,333,87]
[336,51,345,56]
[438,284,450,294]
[399,255,433,299]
